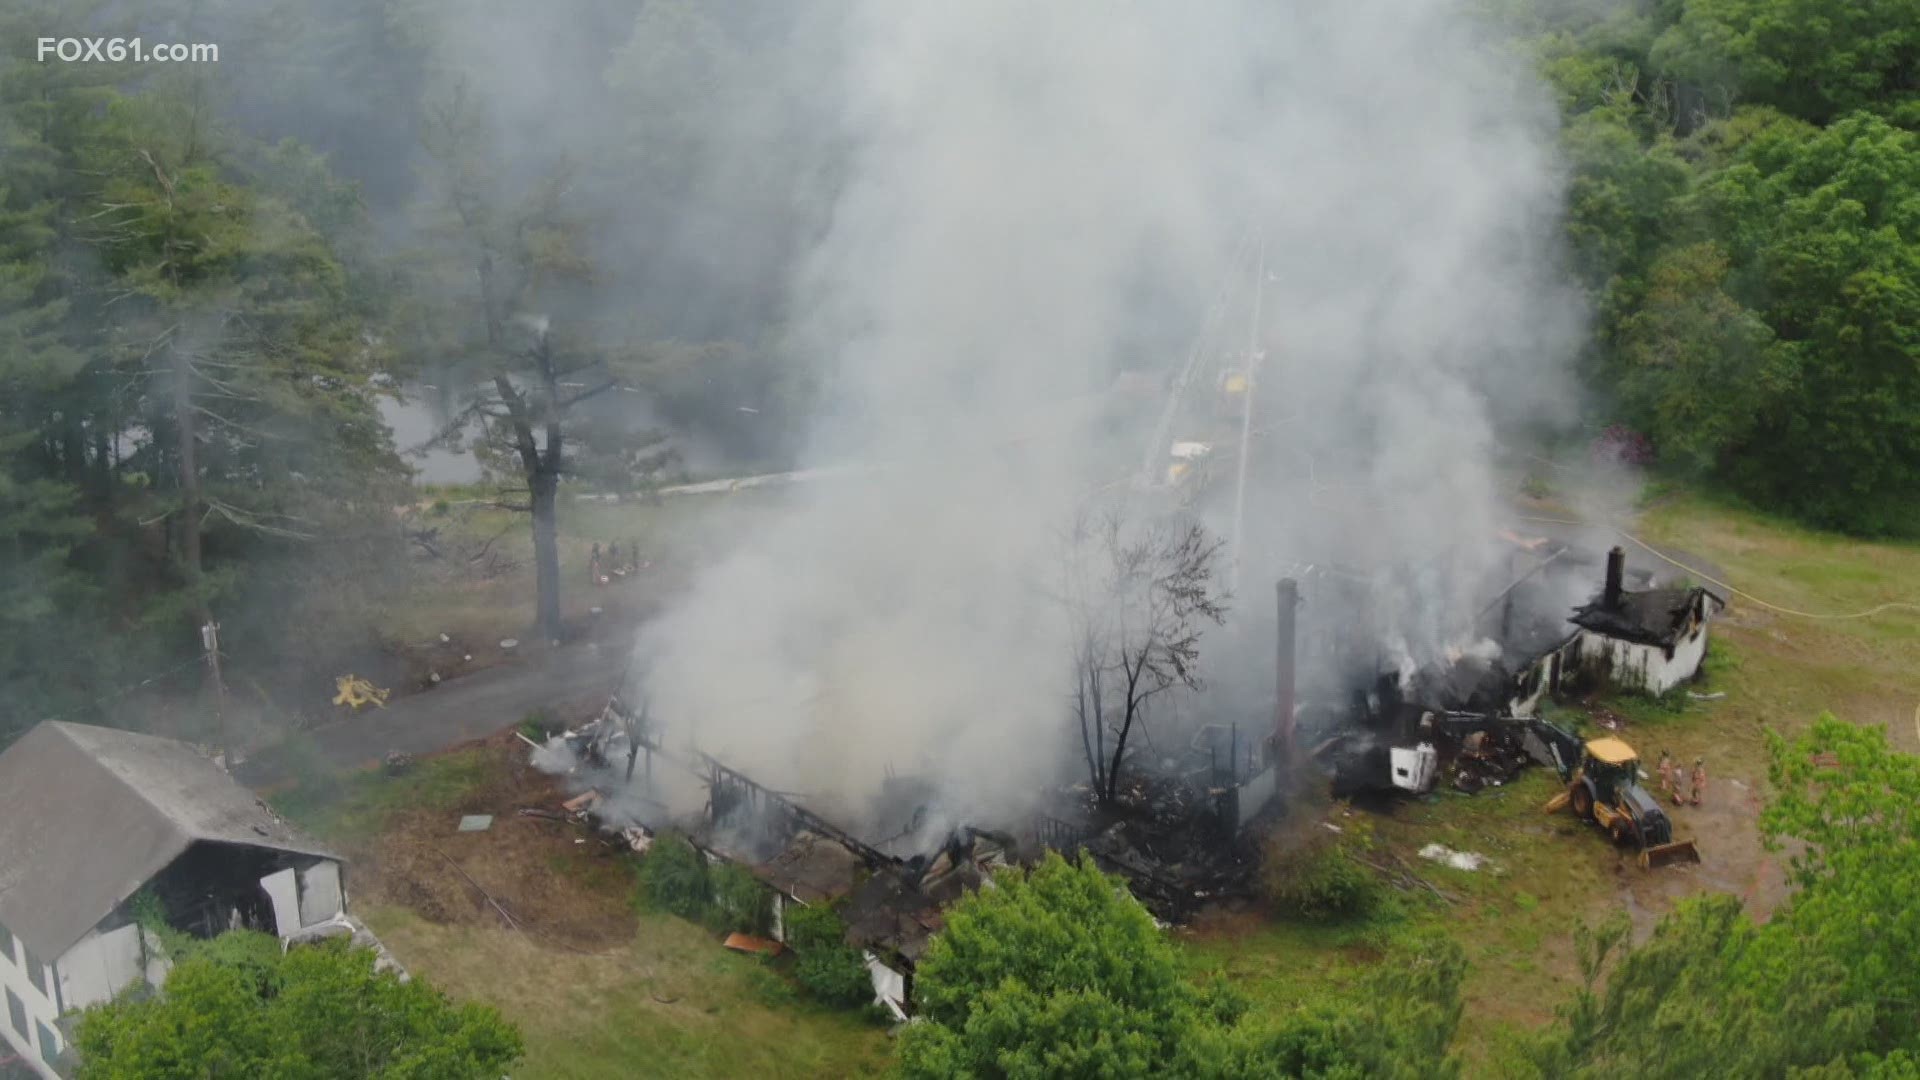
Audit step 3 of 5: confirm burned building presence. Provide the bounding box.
[1569,547,1725,697]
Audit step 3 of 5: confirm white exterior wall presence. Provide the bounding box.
[1577,622,1709,697]
[0,926,67,1078]
[297,863,344,927]
[864,952,909,1021]
[262,869,302,937]
[56,924,148,1012]
[0,855,352,1078]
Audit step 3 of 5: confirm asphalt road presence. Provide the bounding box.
[235,637,628,789]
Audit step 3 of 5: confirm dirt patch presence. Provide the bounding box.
[344,733,638,950]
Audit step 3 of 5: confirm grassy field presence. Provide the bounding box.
[1175,489,1920,1074]
[281,487,1914,1078]
[375,486,797,646]
[363,910,891,1080]
[273,742,892,1080]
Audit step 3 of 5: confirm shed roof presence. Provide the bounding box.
[0,722,336,958]
[1570,586,1724,648]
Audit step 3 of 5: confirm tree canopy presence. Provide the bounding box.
[898,852,1465,1079]
[1532,715,1920,1078]
[1528,0,1920,536]
[74,934,521,1079]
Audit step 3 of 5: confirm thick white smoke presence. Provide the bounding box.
[632,0,1583,817]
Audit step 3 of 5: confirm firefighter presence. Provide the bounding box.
[1657,750,1678,803]
[1690,758,1707,807]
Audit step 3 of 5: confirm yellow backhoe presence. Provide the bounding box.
[1542,734,1701,869]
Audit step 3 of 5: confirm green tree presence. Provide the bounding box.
[897,853,1463,1079]
[783,902,872,1009]
[1534,715,1920,1077]
[1651,0,1920,126]
[1614,240,1777,473]
[1691,113,1920,533]
[75,933,521,1078]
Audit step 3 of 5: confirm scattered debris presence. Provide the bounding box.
[562,790,602,814]
[332,674,390,711]
[1687,691,1726,701]
[383,750,414,774]
[457,815,494,833]
[1418,843,1489,872]
[621,826,652,854]
[723,932,785,956]
[499,638,519,652]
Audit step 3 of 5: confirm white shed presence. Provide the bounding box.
[1568,549,1726,697]
[0,722,351,1077]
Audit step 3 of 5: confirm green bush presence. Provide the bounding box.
[784,903,873,1008]
[709,862,772,936]
[637,832,711,920]
[1261,821,1384,922]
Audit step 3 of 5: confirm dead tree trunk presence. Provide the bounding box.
[530,469,561,643]
[169,345,211,632]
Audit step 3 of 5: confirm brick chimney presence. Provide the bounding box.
[1604,546,1625,610]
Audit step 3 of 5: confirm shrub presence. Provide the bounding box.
[785,902,873,1008]
[709,862,772,936]
[1261,818,1384,921]
[637,832,711,920]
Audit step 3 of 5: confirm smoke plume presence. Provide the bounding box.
[628,0,1584,818]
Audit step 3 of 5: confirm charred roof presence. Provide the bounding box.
[1570,586,1724,648]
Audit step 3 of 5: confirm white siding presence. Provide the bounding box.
[0,925,63,1079]
[864,952,909,1021]
[297,863,344,927]
[1577,622,1710,697]
[56,924,146,1011]
[261,869,302,937]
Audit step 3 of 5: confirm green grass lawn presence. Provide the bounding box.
[363,908,892,1080]
[302,486,1915,1078]
[375,486,794,645]
[1176,490,1920,1075]
[272,746,892,1079]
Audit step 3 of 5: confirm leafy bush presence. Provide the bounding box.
[785,903,872,1008]
[75,934,521,1078]
[1261,819,1384,922]
[708,862,772,936]
[636,832,711,920]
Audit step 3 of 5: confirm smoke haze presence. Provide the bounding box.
[614,1,1585,816]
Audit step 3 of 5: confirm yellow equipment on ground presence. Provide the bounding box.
[1543,735,1701,869]
[332,674,389,711]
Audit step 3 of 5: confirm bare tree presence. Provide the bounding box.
[413,84,668,643]
[1062,510,1229,802]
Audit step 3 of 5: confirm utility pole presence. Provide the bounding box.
[1139,233,1255,487]
[1229,236,1267,591]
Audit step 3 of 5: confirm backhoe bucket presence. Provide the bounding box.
[1638,838,1701,870]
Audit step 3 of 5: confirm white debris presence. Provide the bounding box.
[1418,843,1488,872]
[1688,691,1727,701]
